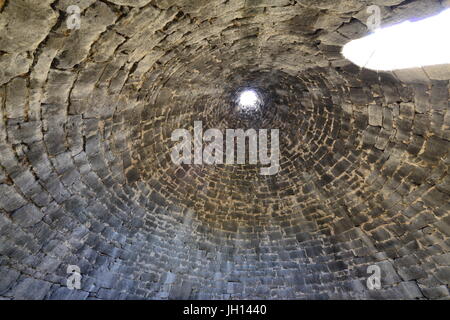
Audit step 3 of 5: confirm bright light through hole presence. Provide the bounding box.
[238,90,259,110]
[342,8,450,71]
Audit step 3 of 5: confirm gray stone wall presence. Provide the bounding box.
[0,0,449,299]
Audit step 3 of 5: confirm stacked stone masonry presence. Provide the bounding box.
[0,0,449,299]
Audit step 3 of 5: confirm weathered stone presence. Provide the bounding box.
[0,184,27,212]
[11,204,44,228]
[368,104,383,127]
[6,278,52,300]
[0,0,448,301]
[0,268,20,294]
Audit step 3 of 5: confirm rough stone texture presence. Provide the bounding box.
[0,0,449,300]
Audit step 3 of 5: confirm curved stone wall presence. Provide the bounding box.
[0,0,449,299]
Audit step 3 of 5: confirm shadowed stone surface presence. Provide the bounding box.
[0,0,449,300]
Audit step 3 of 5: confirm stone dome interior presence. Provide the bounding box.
[0,0,449,300]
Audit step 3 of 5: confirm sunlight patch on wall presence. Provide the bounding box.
[342,9,450,71]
